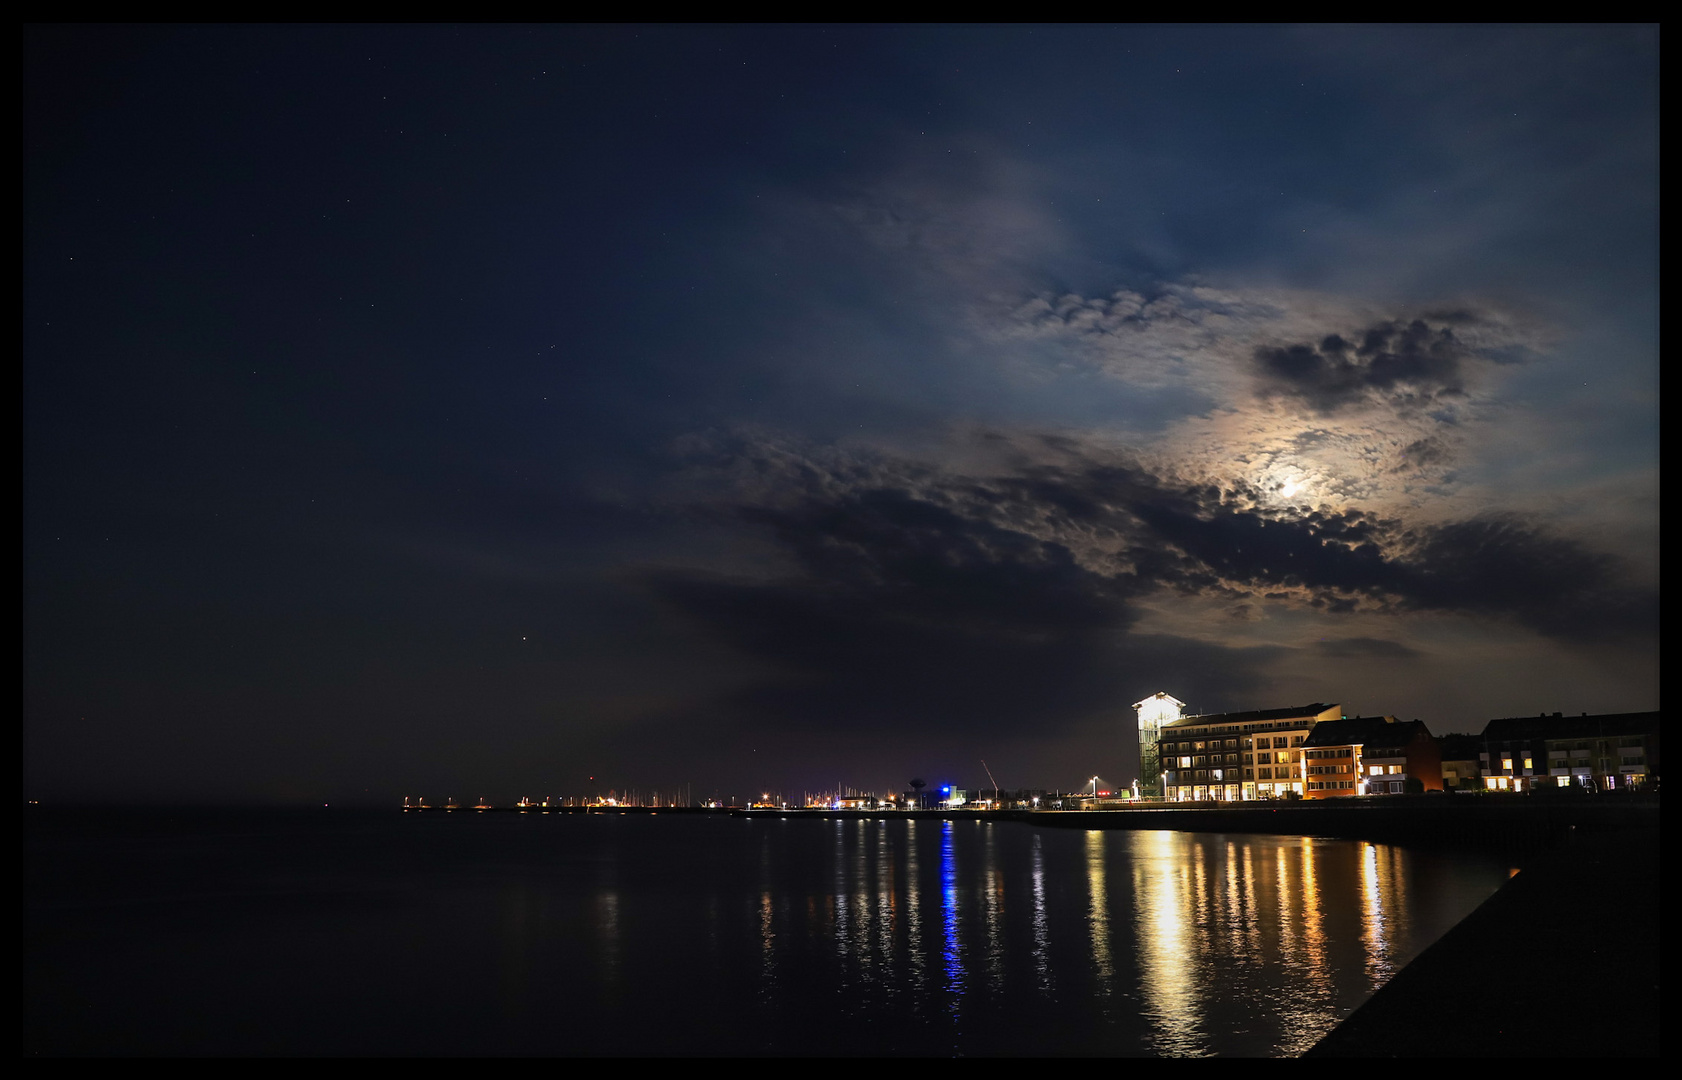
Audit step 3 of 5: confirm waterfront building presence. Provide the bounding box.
[1299,716,1442,797]
[1133,692,1185,797]
[1437,733,1484,791]
[1478,711,1660,792]
[1158,703,1343,801]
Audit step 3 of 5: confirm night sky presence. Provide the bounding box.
[24,26,1658,806]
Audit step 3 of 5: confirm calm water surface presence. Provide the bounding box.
[27,809,1514,1056]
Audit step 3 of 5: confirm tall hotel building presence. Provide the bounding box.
[1132,692,1186,798]
[1157,703,1344,801]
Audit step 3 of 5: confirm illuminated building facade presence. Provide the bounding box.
[1158,703,1343,801]
[1132,692,1185,797]
[1478,711,1660,792]
[1299,716,1442,797]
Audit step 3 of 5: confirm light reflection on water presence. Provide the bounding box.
[27,811,1514,1056]
[940,821,963,1010]
[1137,829,1202,1055]
[1030,834,1051,993]
[1086,830,1114,989]
[981,824,1004,994]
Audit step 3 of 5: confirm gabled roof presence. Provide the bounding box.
[1302,716,1433,751]
[1162,703,1338,729]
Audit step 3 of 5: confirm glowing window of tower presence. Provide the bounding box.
[1134,692,1186,744]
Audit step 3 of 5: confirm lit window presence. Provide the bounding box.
[1502,758,1513,771]
[1369,766,1383,776]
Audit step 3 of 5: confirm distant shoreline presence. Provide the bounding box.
[394,796,1658,853]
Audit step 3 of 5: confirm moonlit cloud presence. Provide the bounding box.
[797,143,1569,536]
[645,425,1653,748]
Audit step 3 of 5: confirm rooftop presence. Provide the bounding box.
[1302,716,1433,751]
[1480,711,1659,742]
[1162,703,1340,729]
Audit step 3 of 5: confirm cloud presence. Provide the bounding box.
[996,284,1543,400]
[1254,318,1473,414]
[1396,515,1657,641]
[645,431,1653,741]
[648,436,1263,736]
[1004,447,1654,642]
[767,149,1568,534]
[976,280,1556,519]
[1391,437,1452,473]
[740,432,1647,630]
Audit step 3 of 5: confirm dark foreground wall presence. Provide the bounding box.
[1306,823,1660,1057]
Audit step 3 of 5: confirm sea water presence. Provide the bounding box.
[26,808,1513,1056]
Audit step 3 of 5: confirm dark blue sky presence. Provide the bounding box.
[25,25,1658,804]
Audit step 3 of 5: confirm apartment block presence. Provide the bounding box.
[1157,703,1343,801]
[1478,711,1659,792]
[1299,716,1442,798]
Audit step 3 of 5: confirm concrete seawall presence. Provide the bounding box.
[1306,822,1660,1057]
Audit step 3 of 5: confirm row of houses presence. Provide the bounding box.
[1152,701,1659,802]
